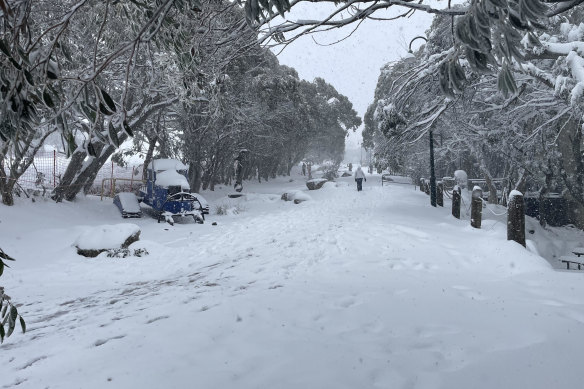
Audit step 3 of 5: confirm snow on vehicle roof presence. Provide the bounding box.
[155,169,190,189]
[148,159,188,171]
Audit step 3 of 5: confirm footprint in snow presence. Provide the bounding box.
[93,334,126,347]
[145,315,170,324]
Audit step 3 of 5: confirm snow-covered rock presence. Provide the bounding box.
[306,178,328,190]
[281,190,312,203]
[75,223,141,257]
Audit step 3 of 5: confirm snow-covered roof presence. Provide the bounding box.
[155,169,190,189]
[148,159,188,171]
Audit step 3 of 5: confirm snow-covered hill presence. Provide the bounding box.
[1,170,583,389]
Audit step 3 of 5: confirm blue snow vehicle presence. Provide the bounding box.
[139,159,208,225]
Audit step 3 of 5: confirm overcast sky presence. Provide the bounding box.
[270,1,451,148]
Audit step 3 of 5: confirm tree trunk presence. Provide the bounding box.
[143,138,158,181]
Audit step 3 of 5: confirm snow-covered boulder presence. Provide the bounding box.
[75,224,141,257]
[281,191,312,203]
[306,178,328,190]
[341,172,352,177]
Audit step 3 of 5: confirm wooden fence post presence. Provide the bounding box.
[471,186,483,229]
[437,181,444,207]
[507,190,526,247]
[424,179,430,195]
[452,185,461,219]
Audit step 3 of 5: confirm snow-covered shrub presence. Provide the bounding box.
[106,248,149,258]
[215,202,246,216]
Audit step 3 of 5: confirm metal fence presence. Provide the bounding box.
[5,150,142,197]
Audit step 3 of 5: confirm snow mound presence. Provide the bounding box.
[321,181,337,190]
[282,190,312,203]
[75,223,141,251]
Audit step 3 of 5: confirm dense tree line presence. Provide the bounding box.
[364,6,584,226]
[0,0,360,205]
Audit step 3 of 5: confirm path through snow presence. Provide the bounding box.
[1,173,583,389]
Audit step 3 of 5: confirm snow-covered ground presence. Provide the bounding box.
[1,168,584,389]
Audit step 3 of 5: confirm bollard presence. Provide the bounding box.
[420,178,424,191]
[437,181,444,207]
[452,185,461,219]
[507,190,526,247]
[471,186,483,229]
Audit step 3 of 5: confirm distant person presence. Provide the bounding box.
[348,162,353,172]
[354,165,366,191]
[301,162,306,176]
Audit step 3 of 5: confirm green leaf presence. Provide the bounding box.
[46,70,58,80]
[0,260,3,277]
[123,121,133,137]
[109,122,120,147]
[0,249,13,262]
[0,323,4,343]
[99,103,113,116]
[0,39,10,57]
[1,303,7,319]
[43,90,54,108]
[19,316,26,334]
[100,89,117,113]
[24,70,34,86]
[6,306,16,337]
[81,103,96,123]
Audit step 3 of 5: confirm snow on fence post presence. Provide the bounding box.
[452,185,461,219]
[437,181,444,207]
[471,186,483,229]
[507,190,525,247]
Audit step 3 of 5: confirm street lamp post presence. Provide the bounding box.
[406,36,436,207]
[429,129,437,207]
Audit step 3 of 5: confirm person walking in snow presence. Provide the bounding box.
[301,162,306,176]
[354,165,366,191]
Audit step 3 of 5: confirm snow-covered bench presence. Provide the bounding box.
[559,256,584,270]
[381,174,393,186]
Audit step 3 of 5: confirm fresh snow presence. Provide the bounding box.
[116,192,141,214]
[509,189,523,199]
[1,169,584,389]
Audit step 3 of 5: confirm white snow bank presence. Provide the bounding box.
[74,223,140,250]
[148,158,188,171]
[155,170,190,189]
